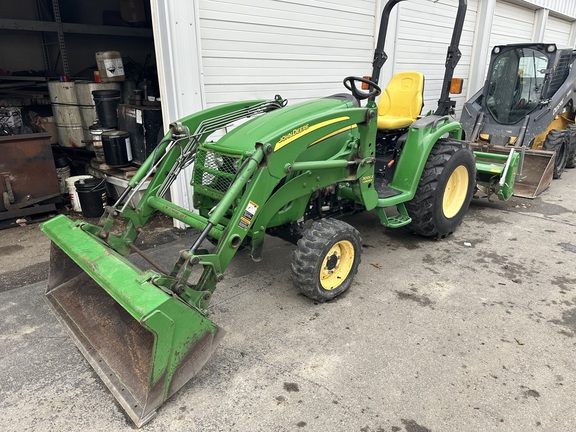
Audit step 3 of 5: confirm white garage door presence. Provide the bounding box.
[489,1,534,48]
[393,0,478,116]
[544,14,573,48]
[198,0,376,107]
[476,1,536,94]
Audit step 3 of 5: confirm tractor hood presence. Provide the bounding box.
[204,94,358,154]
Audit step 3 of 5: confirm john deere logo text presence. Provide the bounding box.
[273,117,350,151]
[277,124,309,146]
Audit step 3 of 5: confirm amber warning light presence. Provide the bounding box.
[450,78,463,94]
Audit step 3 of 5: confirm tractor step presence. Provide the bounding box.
[375,203,412,228]
[383,213,412,227]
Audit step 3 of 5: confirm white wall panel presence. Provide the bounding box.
[392,0,478,116]
[476,1,536,92]
[526,0,576,19]
[489,1,534,48]
[198,0,376,107]
[544,15,573,47]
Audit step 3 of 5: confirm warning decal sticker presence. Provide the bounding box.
[238,201,259,229]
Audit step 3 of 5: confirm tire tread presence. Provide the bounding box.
[291,218,361,302]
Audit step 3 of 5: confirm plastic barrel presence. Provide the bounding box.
[76,81,121,140]
[102,130,133,167]
[75,177,107,218]
[65,175,92,212]
[92,89,122,128]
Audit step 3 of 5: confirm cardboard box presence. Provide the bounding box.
[40,116,58,144]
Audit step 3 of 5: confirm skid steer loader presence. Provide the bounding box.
[41,0,484,426]
[461,42,576,199]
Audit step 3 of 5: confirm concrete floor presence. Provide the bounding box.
[1,169,575,432]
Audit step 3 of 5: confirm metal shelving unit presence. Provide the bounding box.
[0,0,153,77]
[0,17,153,37]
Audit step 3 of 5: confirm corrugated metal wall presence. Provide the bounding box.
[544,15,573,47]
[198,0,376,107]
[490,2,535,47]
[525,0,576,19]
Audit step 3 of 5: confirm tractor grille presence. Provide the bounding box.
[193,147,240,198]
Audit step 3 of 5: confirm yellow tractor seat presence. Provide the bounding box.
[377,71,424,130]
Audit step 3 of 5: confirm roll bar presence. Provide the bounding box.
[369,0,467,116]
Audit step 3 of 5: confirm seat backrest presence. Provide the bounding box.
[377,71,424,130]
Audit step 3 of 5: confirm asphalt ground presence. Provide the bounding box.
[1,169,575,432]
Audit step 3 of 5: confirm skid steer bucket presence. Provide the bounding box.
[472,144,556,199]
[42,215,224,427]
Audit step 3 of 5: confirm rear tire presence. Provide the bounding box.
[565,124,576,169]
[543,129,568,179]
[406,139,475,239]
[291,218,362,302]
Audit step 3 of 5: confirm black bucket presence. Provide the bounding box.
[102,130,132,167]
[92,89,122,128]
[75,177,107,218]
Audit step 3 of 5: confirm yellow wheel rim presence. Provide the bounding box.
[442,165,469,219]
[320,240,355,290]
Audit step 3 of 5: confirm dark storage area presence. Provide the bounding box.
[0,0,163,225]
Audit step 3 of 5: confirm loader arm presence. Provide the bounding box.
[94,97,285,255]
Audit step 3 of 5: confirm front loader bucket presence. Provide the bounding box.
[41,215,225,427]
[514,149,556,198]
[472,143,556,199]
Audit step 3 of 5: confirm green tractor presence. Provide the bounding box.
[42,0,481,426]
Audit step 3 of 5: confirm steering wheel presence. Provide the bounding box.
[343,76,382,100]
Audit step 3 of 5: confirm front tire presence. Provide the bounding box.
[543,129,568,179]
[291,218,362,302]
[406,139,475,239]
[565,124,576,169]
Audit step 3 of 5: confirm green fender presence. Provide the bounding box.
[386,116,464,203]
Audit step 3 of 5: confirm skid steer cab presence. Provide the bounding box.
[462,42,576,199]
[41,0,476,426]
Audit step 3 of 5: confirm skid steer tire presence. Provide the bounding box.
[543,129,568,178]
[406,139,475,239]
[291,218,362,302]
[565,124,576,169]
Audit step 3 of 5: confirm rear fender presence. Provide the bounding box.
[390,116,463,198]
